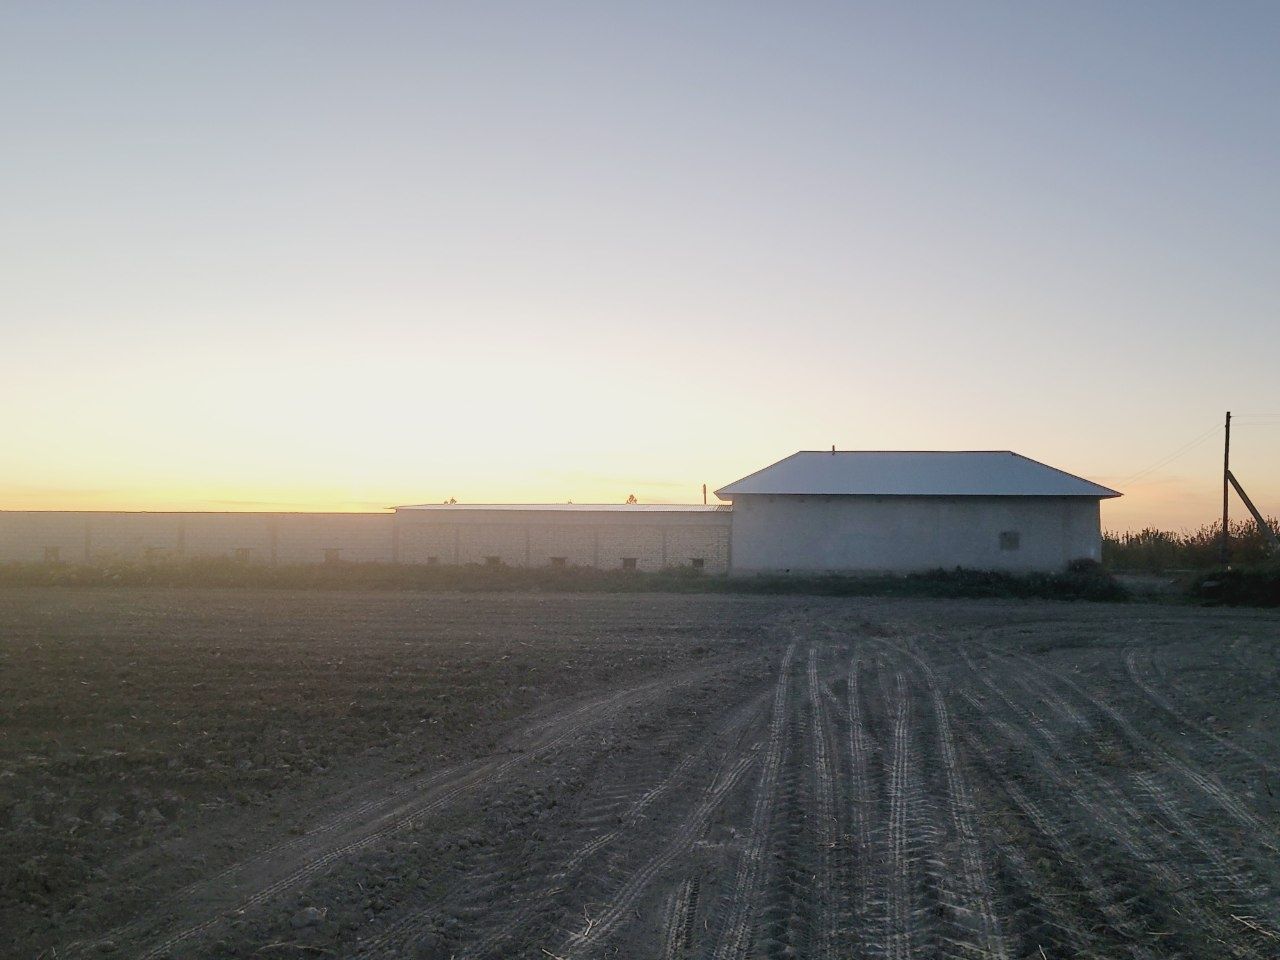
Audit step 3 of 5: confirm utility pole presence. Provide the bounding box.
[1220,410,1231,568]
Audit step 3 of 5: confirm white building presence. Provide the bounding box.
[716,451,1119,575]
[392,503,731,572]
[0,505,731,572]
[0,451,1118,576]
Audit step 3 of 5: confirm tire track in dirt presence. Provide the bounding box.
[963,787,1110,958]
[1129,769,1263,901]
[389,687,770,960]
[711,643,796,960]
[960,651,1269,958]
[764,628,879,959]
[845,652,874,939]
[559,704,745,875]
[1009,671,1088,730]
[1124,649,1280,776]
[1008,653,1279,952]
[552,751,758,957]
[956,692,1160,959]
[1011,650,1279,849]
[87,673,694,957]
[752,663,816,959]
[73,673,700,959]
[900,639,1008,960]
[885,670,916,960]
[119,663,736,960]
[806,647,838,960]
[476,647,783,960]
[661,878,696,960]
[68,764,472,957]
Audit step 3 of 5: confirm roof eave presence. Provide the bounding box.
[715,490,1122,499]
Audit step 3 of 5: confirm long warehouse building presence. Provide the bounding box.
[0,450,1118,574]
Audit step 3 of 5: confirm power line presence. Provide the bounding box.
[1119,422,1222,487]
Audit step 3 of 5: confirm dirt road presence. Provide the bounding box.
[4,591,1279,958]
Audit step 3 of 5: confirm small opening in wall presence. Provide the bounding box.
[621,557,637,571]
[44,546,60,562]
[234,547,252,562]
[999,531,1021,551]
[324,548,341,564]
[485,555,502,567]
[690,558,705,571]
[549,556,567,567]
[425,556,439,566]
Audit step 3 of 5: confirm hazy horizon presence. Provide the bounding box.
[3,3,1278,532]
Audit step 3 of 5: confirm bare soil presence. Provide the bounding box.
[2,588,1278,959]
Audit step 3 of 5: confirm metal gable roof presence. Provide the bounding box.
[714,451,1121,499]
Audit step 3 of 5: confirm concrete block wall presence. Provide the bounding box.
[0,512,397,564]
[274,514,395,563]
[393,509,732,572]
[395,522,461,565]
[0,509,732,572]
[660,522,732,570]
[727,495,1101,574]
[0,513,96,562]
[181,514,278,562]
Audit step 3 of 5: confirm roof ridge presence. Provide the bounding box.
[794,449,1014,454]
[715,450,1121,499]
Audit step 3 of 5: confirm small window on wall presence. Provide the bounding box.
[999,531,1021,551]
[234,547,252,562]
[690,558,705,571]
[324,548,341,564]
[549,557,567,568]
[484,555,502,567]
[621,557,638,571]
[44,546,60,562]
[425,556,439,566]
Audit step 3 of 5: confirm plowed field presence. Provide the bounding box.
[3,589,1278,959]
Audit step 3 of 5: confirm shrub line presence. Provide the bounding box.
[0,559,1130,602]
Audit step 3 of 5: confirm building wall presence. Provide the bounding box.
[0,497,1097,574]
[0,512,396,564]
[393,509,732,572]
[0,509,732,572]
[727,495,1101,574]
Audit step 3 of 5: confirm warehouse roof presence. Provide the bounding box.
[394,503,730,512]
[715,451,1121,499]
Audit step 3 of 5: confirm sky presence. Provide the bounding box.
[2,2,1278,531]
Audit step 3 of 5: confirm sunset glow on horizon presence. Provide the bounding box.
[3,3,1278,533]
